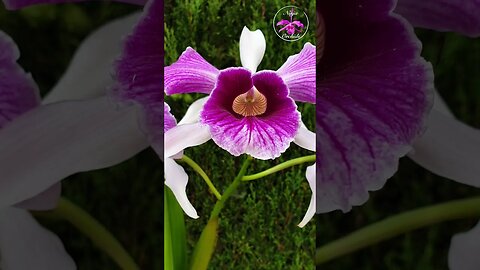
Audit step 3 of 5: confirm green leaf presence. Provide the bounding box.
[164,187,188,270]
[190,217,219,270]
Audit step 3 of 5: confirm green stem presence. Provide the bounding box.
[181,155,222,200]
[315,196,480,265]
[242,155,315,181]
[210,155,253,219]
[36,198,140,270]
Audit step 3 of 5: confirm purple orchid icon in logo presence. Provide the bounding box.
[273,6,309,41]
[277,7,305,35]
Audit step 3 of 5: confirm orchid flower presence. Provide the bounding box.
[112,0,317,223]
[316,1,433,213]
[0,11,149,208]
[164,102,200,219]
[1,0,479,266]
[0,30,75,270]
[318,0,480,268]
[164,26,315,160]
[419,91,480,270]
[316,0,480,211]
[162,26,316,224]
[277,7,305,35]
[1,0,479,215]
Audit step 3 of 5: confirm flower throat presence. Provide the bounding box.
[232,87,267,117]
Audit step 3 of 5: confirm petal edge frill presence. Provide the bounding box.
[316,1,433,212]
[114,0,164,105]
[200,69,300,159]
[0,31,40,129]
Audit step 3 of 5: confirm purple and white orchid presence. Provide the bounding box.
[0,12,148,267]
[162,26,316,225]
[317,0,480,268]
[316,1,433,213]
[0,30,75,270]
[0,0,480,267]
[164,101,200,219]
[164,27,316,160]
[0,12,149,208]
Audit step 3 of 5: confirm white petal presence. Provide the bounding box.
[164,123,211,159]
[177,97,209,125]
[434,89,454,117]
[409,109,480,187]
[43,13,141,104]
[298,164,315,227]
[0,207,76,270]
[448,221,480,270]
[164,158,199,219]
[239,26,266,73]
[15,183,61,210]
[293,123,315,152]
[0,96,149,207]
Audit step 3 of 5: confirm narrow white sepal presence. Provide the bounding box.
[0,207,76,270]
[409,109,480,187]
[178,97,209,125]
[43,13,141,103]
[15,183,61,210]
[433,89,454,117]
[298,164,315,227]
[239,26,266,73]
[165,158,199,219]
[448,221,480,270]
[164,123,211,159]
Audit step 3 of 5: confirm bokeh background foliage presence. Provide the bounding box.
[1,1,479,270]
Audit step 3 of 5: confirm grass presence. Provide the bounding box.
[1,1,479,270]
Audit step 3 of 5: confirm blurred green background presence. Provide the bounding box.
[1,0,479,269]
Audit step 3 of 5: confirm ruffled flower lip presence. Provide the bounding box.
[200,67,300,159]
[206,67,296,119]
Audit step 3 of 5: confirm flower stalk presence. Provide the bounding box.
[315,196,480,265]
[210,155,253,219]
[181,155,222,200]
[34,197,139,270]
[189,155,252,270]
[242,155,315,181]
